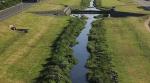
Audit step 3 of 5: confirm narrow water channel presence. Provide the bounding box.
[70,0,99,83]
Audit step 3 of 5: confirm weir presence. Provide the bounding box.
[71,10,108,14]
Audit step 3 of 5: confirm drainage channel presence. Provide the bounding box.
[70,0,100,83]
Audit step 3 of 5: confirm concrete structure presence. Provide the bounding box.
[63,7,72,15]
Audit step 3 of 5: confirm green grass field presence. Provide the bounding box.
[100,0,150,14]
[1,0,150,83]
[0,0,82,83]
[99,0,150,83]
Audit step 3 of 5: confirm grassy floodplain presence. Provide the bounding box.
[93,0,150,83]
[0,0,84,83]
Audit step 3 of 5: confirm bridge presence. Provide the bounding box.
[71,10,109,14]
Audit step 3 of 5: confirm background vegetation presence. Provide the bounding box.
[0,0,21,10]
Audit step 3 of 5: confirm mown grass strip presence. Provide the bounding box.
[86,19,118,83]
[34,17,85,83]
[104,17,150,83]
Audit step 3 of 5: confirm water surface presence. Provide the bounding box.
[70,0,99,83]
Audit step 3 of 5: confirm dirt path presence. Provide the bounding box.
[145,17,150,32]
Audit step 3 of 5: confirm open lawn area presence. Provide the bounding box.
[0,0,81,83]
[100,0,150,14]
[100,0,150,83]
[105,17,150,83]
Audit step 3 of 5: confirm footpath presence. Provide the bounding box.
[0,3,33,20]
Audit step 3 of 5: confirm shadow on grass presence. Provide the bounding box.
[22,0,38,3]
[95,10,148,18]
[137,6,150,11]
[16,29,29,33]
[109,11,147,17]
[28,10,65,16]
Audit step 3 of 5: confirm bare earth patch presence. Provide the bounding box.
[145,16,150,32]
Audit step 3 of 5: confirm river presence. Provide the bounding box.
[70,0,99,83]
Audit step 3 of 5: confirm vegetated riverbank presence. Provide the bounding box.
[35,17,85,83]
[86,19,118,83]
[92,0,150,83]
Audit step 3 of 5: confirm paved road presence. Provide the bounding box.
[0,3,33,21]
